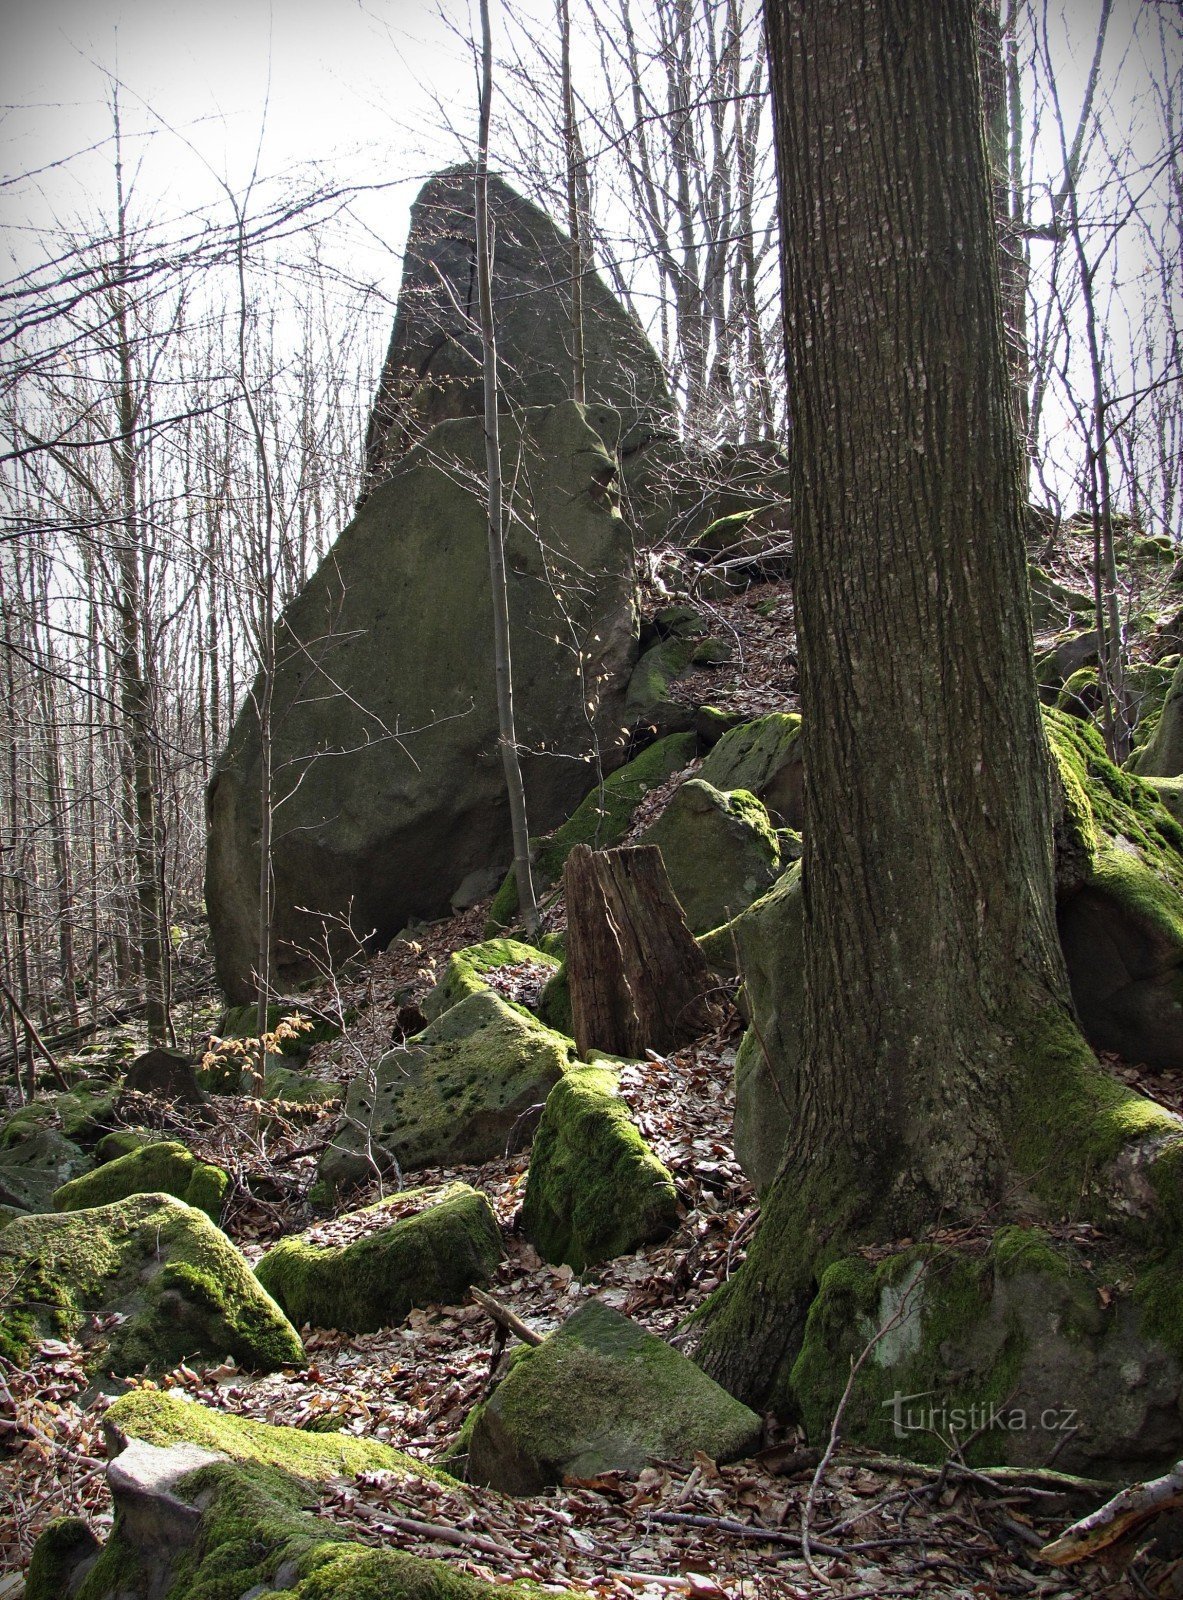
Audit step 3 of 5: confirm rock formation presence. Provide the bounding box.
[206,401,637,1000]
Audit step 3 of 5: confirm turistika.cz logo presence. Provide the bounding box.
[882,1390,1078,1440]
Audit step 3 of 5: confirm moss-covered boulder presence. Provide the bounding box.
[1034,627,1099,698]
[0,1079,118,1151]
[1050,708,1183,1069]
[255,1182,503,1332]
[0,1127,91,1215]
[319,991,573,1195]
[422,936,559,1023]
[1027,565,1095,632]
[257,1064,343,1108]
[466,1299,761,1493]
[537,961,572,1035]
[697,711,803,828]
[487,731,697,930]
[641,778,780,934]
[1131,656,1183,777]
[521,1065,678,1271]
[789,1228,1183,1476]
[0,1193,303,1374]
[29,1390,575,1600]
[52,1139,229,1223]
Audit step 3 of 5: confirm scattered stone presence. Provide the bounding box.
[522,1064,678,1272]
[52,1139,229,1223]
[123,1047,206,1103]
[641,778,780,934]
[255,1182,503,1333]
[466,1299,761,1493]
[208,402,638,1000]
[0,1192,303,1374]
[0,1127,90,1215]
[318,991,573,1196]
[422,936,559,1024]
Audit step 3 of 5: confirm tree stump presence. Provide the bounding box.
[564,843,720,1059]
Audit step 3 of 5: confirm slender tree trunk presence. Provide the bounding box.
[476,0,540,937]
[696,0,1074,1410]
[558,0,587,405]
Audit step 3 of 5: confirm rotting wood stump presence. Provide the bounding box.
[564,843,720,1059]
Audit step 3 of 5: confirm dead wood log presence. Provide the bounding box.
[1041,1458,1183,1564]
[564,843,720,1058]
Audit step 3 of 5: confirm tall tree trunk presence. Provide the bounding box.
[696,0,1076,1411]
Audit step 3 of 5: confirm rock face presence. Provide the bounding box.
[0,1127,90,1215]
[1132,656,1183,777]
[522,1064,678,1272]
[52,1139,229,1223]
[207,401,638,1000]
[0,1193,303,1374]
[318,991,573,1196]
[255,1183,503,1333]
[698,711,804,828]
[362,167,673,494]
[466,1299,761,1493]
[791,1228,1183,1475]
[27,1390,561,1600]
[641,778,781,934]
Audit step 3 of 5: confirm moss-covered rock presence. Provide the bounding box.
[257,1064,343,1108]
[319,991,573,1195]
[789,1228,1183,1476]
[1049,708,1183,1069]
[52,1140,229,1223]
[466,1299,760,1492]
[255,1182,503,1332]
[1034,628,1099,698]
[1131,656,1183,778]
[33,1390,577,1600]
[93,1129,152,1164]
[0,1080,118,1151]
[521,1066,678,1272]
[0,1193,303,1374]
[1056,666,1101,717]
[537,961,572,1035]
[422,937,559,1024]
[0,1127,91,1214]
[641,778,780,934]
[697,711,803,828]
[487,731,697,930]
[1027,565,1095,632]
[624,637,698,734]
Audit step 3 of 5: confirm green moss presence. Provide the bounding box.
[487,732,697,929]
[642,779,780,934]
[991,1225,1071,1281]
[422,938,559,1023]
[0,1083,117,1151]
[254,1183,503,1333]
[0,1194,303,1376]
[26,1516,101,1600]
[52,1140,230,1223]
[1055,667,1099,715]
[537,962,572,1035]
[697,712,802,809]
[521,1065,678,1272]
[94,1129,152,1164]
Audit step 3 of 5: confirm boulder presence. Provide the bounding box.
[422,936,559,1023]
[207,401,638,1000]
[0,1127,90,1214]
[790,1227,1183,1475]
[319,991,573,1196]
[27,1390,561,1600]
[466,1299,761,1493]
[522,1064,678,1271]
[1131,657,1183,777]
[362,167,673,494]
[488,731,697,930]
[123,1047,206,1103]
[0,1079,118,1149]
[697,710,804,827]
[1034,628,1100,699]
[0,1193,303,1374]
[255,1182,503,1333]
[641,778,780,934]
[52,1139,229,1223]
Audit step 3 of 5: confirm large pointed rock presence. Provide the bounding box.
[207,401,637,999]
[362,166,673,493]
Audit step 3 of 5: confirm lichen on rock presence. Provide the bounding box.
[255,1182,503,1333]
[422,937,559,1023]
[521,1065,678,1271]
[641,777,780,934]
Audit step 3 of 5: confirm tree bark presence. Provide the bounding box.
[695,0,1075,1409]
[564,844,719,1058]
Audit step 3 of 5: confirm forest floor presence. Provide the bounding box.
[4,545,1183,1599]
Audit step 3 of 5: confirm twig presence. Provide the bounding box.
[342,1498,526,1560]
[0,978,69,1087]
[470,1285,544,1346]
[1041,1457,1183,1564]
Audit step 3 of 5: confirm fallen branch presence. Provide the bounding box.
[849,1451,1111,1498]
[470,1285,544,1346]
[0,978,68,1088]
[1041,1458,1183,1564]
[342,1497,526,1561]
